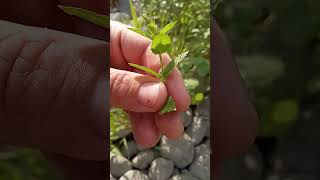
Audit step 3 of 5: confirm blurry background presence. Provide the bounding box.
[214,0,320,179]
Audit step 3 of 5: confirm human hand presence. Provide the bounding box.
[0,0,108,162]
[110,20,191,148]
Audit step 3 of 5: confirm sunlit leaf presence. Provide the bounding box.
[142,14,152,23]
[160,21,177,34]
[159,96,177,114]
[58,5,109,29]
[147,21,158,36]
[128,63,162,79]
[192,93,204,104]
[128,27,151,39]
[151,34,172,54]
[129,0,140,28]
[162,50,189,80]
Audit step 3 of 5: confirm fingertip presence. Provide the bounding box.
[155,112,184,139]
[129,112,160,149]
[154,82,168,111]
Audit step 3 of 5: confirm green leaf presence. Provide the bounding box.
[162,50,189,80]
[142,14,152,23]
[128,27,151,39]
[159,96,177,115]
[192,93,204,105]
[151,34,172,54]
[160,21,177,34]
[128,63,162,79]
[184,78,199,90]
[147,21,158,36]
[129,0,140,28]
[270,99,299,124]
[190,57,210,77]
[58,5,109,29]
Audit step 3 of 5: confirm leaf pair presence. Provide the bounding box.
[127,13,188,115]
[128,50,189,81]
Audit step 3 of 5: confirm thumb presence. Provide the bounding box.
[110,68,168,112]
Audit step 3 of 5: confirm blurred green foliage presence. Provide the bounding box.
[0,148,61,180]
[215,0,320,136]
[110,108,131,155]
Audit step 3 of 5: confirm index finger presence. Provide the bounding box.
[110,21,190,111]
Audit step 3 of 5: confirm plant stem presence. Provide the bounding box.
[159,54,164,75]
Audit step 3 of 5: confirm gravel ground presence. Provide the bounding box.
[110,97,211,180]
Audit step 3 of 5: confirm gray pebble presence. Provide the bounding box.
[120,140,139,159]
[132,150,155,170]
[160,134,194,168]
[181,108,193,127]
[148,158,174,180]
[186,115,209,146]
[119,170,149,180]
[110,155,132,178]
[110,174,116,180]
[189,144,211,180]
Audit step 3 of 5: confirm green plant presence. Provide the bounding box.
[135,0,210,105]
[59,4,188,114]
[128,12,189,114]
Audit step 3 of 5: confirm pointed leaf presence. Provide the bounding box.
[160,21,177,34]
[147,21,158,36]
[162,50,189,80]
[58,5,109,29]
[159,96,177,114]
[128,63,161,79]
[128,27,151,39]
[142,14,152,24]
[151,34,172,54]
[129,0,140,28]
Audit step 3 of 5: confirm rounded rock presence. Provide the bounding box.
[160,134,194,168]
[189,144,211,180]
[120,140,139,159]
[132,150,155,170]
[110,154,133,178]
[148,158,174,180]
[119,170,149,180]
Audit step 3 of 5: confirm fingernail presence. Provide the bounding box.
[137,82,160,108]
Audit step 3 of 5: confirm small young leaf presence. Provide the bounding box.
[128,27,151,39]
[151,34,172,54]
[142,14,152,24]
[128,63,162,79]
[162,50,189,80]
[159,96,177,115]
[147,21,158,36]
[58,5,109,29]
[129,0,140,29]
[160,21,177,34]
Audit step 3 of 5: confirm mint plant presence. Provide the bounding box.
[58,5,189,114]
[128,14,189,114]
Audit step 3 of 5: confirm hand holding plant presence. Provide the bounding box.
[59,6,191,147]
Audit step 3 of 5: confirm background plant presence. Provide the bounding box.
[124,0,211,105]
